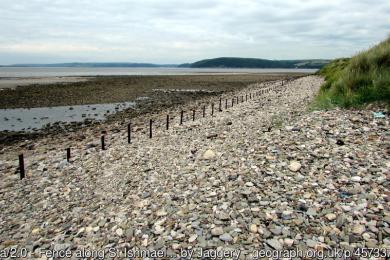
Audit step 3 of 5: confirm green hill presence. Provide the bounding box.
[314,36,390,108]
[180,57,329,69]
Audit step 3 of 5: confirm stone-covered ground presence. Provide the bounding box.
[0,76,389,259]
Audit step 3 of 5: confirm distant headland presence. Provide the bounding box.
[0,57,330,69]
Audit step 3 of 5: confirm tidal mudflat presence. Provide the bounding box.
[0,73,303,147]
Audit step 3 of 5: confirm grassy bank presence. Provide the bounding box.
[313,36,390,109]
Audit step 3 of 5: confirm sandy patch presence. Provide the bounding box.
[0,76,92,89]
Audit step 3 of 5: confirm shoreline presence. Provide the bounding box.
[0,76,297,167]
[0,73,303,150]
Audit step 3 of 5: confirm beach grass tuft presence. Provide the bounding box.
[312,36,390,109]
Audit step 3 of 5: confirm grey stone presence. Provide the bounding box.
[219,233,233,242]
[266,239,283,250]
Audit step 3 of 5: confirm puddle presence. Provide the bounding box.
[0,102,136,132]
[136,96,150,101]
[152,89,215,93]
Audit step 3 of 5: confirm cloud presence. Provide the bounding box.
[0,0,389,64]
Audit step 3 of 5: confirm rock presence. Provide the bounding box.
[57,159,68,169]
[206,134,218,139]
[154,225,164,235]
[365,239,378,248]
[386,161,390,168]
[245,182,254,187]
[116,228,124,236]
[203,149,216,160]
[270,226,282,235]
[266,239,282,250]
[336,215,345,228]
[86,143,97,149]
[241,189,252,195]
[282,210,293,219]
[76,227,85,236]
[31,228,40,235]
[172,243,180,250]
[284,238,294,247]
[306,239,317,248]
[352,224,365,235]
[249,224,258,233]
[266,155,276,160]
[293,217,304,226]
[86,226,93,233]
[219,233,233,242]
[188,234,197,243]
[297,203,308,212]
[98,219,107,227]
[217,212,230,220]
[325,213,337,221]
[341,205,351,212]
[306,208,317,216]
[362,233,371,241]
[211,227,224,236]
[288,161,301,172]
[156,209,167,217]
[351,176,361,182]
[53,243,71,251]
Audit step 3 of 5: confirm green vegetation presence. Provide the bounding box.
[313,37,390,109]
[180,57,330,69]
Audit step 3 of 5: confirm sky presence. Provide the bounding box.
[0,0,389,64]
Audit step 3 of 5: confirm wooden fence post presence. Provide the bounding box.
[127,123,131,143]
[66,148,71,162]
[101,135,105,150]
[19,154,25,180]
[149,119,153,138]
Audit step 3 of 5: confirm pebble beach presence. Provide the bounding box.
[0,76,389,258]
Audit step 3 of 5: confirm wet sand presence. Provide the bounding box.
[0,76,91,89]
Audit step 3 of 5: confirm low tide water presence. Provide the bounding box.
[0,102,135,132]
[0,67,317,77]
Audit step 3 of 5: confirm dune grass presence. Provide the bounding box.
[313,36,390,109]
